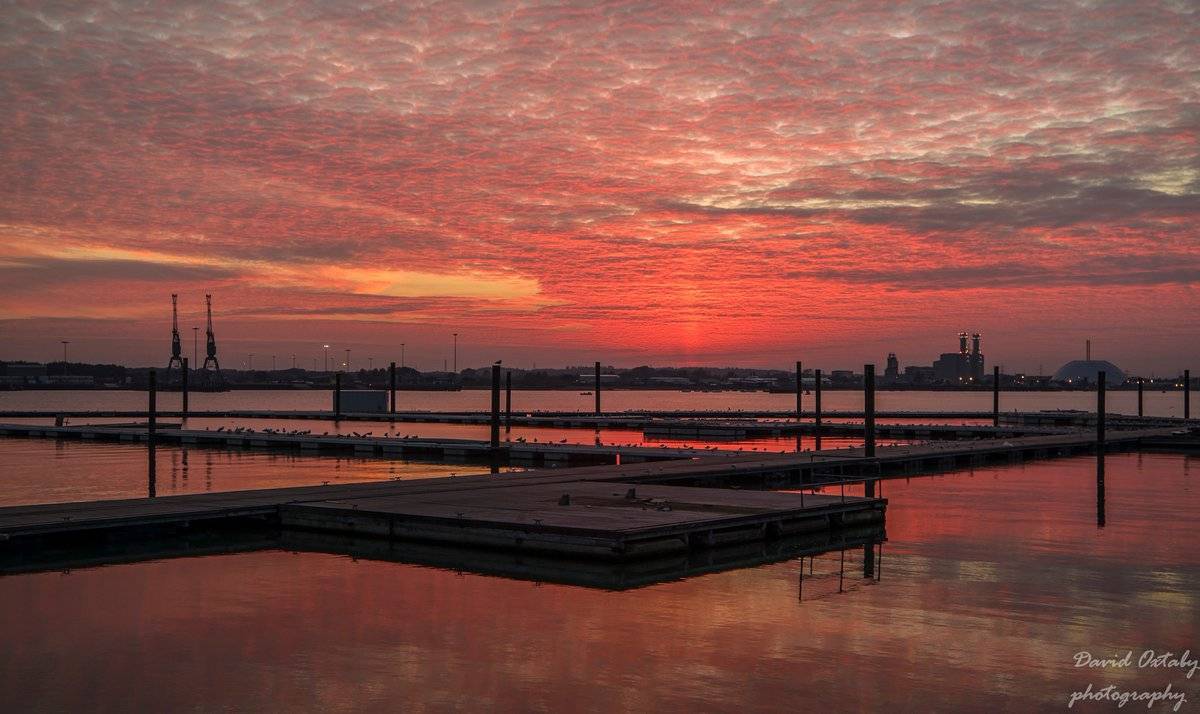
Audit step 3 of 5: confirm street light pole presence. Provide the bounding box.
[61,340,70,363]
[323,345,330,372]
[452,333,458,373]
[345,348,351,371]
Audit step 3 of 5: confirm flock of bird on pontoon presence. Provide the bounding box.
[195,426,857,452]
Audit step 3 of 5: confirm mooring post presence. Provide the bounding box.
[181,357,189,417]
[491,364,501,448]
[1097,371,1106,527]
[334,372,342,419]
[795,360,803,421]
[1137,377,1144,417]
[814,368,822,450]
[147,369,157,440]
[147,437,157,499]
[389,361,397,415]
[1185,369,1191,420]
[864,364,876,498]
[594,361,601,416]
[992,365,1000,428]
[505,370,512,432]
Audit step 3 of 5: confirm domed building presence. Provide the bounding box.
[1053,340,1126,385]
[1053,360,1126,385]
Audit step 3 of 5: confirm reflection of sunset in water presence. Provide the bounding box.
[1,453,1196,710]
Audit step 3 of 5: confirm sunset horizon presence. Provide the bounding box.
[2,0,1196,373]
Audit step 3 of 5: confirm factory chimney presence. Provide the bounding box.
[959,332,969,354]
[971,333,981,356]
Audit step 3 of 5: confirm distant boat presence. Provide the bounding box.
[580,391,593,395]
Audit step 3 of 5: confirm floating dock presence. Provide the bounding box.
[0,422,704,465]
[0,467,885,566]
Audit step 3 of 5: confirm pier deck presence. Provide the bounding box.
[0,466,884,564]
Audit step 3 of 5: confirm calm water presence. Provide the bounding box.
[1,452,1196,711]
[0,388,1194,417]
[0,431,884,507]
[0,439,517,506]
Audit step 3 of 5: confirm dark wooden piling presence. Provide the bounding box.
[181,357,189,417]
[864,365,875,457]
[795,360,803,421]
[491,364,501,448]
[389,362,397,414]
[1097,372,1107,528]
[814,368,823,450]
[594,361,601,416]
[147,370,157,440]
[992,365,1000,428]
[505,370,512,432]
[1138,377,1144,417]
[334,373,342,419]
[1186,369,1191,420]
[864,364,876,498]
[147,438,156,499]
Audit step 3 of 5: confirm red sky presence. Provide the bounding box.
[1,0,1197,373]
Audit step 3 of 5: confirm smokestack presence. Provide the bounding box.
[959,332,968,354]
[1086,339,1091,361]
[971,333,981,356]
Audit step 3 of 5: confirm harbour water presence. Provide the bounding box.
[0,390,1197,711]
[1,453,1196,711]
[0,387,1194,418]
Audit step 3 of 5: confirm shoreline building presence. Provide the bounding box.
[933,332,985,383]
[1053,340,1125,386]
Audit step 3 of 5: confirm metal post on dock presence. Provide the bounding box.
[334,372,342,419]
[147,369,157,440]
[147,438,156,499]
[1185,369,1191,420]
[992,365,1000,428]
[389,361,397,415]
[491,364,501,448]
[594,361,601,416]
[795,360,803,420]
[1097,370,1106,452]
[864,364,876,498]
[1137,377,1144,417]
[181,357,189,417]
[814,368,822,450]
[505,370,512,432]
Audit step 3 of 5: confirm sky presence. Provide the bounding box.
[0,0,1197,374]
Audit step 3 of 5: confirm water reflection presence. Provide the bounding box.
[0,519,885,593]
[1097,451,1106,527]
[0,439,514,507]
[2,454,1198,712]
